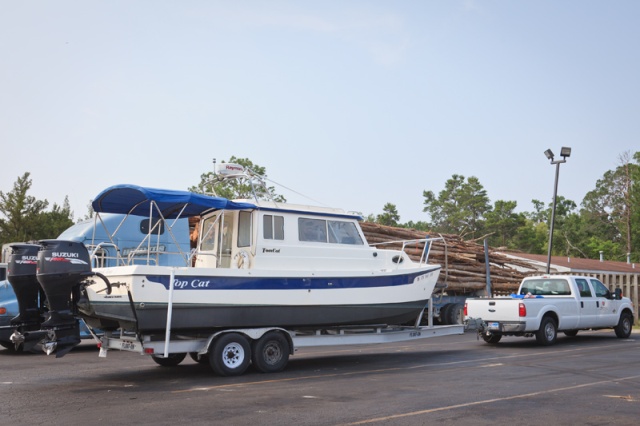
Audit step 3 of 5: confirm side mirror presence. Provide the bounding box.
[614,288,622,300]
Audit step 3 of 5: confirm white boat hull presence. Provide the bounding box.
[79,264,441,332]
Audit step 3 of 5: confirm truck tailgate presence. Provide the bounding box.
[465,298,523,322]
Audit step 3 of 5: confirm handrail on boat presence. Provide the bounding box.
[369,236,444,267]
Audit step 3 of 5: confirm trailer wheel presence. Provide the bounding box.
[209,333,251,376]
[481,332,502,344]
[151,352,187,367]
[251,331,290,373]
[535,316,557,346]
[614,312,633,338]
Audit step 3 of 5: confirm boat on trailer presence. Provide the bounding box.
[17,165,445,356]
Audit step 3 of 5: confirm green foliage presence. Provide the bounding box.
[0,173,74,246]
[190,156,285,202]
[422,174,491,238]
[484,200,526,248]
[376,203,400,227]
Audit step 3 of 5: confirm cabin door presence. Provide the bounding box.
[219,212,234,268]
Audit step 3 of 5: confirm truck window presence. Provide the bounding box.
[520,279,571,296]
[140,218,165,235]
[575,278,592,297]
[590,279,610,298]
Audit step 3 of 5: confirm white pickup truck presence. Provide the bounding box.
[464,275,635,346]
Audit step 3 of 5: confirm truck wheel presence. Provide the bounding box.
[151,352,186,367]
[481,333,502,344]
[439,303,452,325]
[563,330,578,337]
[448,303,464,325]
[209,333,251,376]
[614,312,633,338]
[251,331,290,373]
[535,316,558,346]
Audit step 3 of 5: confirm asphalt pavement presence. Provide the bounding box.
[2,329,639,425]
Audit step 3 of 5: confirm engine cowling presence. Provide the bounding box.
[7,243,42,326]
[36,240,92,328]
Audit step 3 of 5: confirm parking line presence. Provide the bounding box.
[342,374,640,425]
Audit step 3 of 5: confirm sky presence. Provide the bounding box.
[1,1,639,224]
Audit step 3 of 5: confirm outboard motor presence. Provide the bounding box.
[35,240,93,356]
[7,244,43,327]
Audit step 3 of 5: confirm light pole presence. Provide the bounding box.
[544,147,571,274]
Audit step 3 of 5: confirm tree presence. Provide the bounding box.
[376,203,400,227]
[580,151,639,262]
[36,196,75,240]
[0,172,49,245]
[422,174,491,238]
[484,200,526,248]
[190,157,285,202]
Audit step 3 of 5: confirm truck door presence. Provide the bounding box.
[590,278,618,327]
[574,278,598,328]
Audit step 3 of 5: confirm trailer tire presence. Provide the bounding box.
[151,352,187,367]
[614,311,633,339]
[209,333,251,376]
[251,331,290,373]
[535,316,557,346]
[481,333,502,344]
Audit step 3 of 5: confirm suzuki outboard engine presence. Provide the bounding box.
[36,240,93,356]
[7,243,43,327]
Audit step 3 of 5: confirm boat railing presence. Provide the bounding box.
[369,236,444,267]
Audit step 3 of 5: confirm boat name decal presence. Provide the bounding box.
[262,248,280,254]
[173,278,211,289]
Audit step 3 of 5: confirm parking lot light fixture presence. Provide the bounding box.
[545,147,571,274]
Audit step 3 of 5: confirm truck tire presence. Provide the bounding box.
[151,352,187,367]
[251,331,290,373]
[563,330,578,337]
[209,333,251,376]
[614,312,633,339]
[448,303,464,325]
[535,316,558,346]
[481,332,502,344]
[439,303,452,325]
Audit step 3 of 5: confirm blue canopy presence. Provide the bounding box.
[91,184,256,218]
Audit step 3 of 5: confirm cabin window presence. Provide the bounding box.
[200,216,218,251]
[263,215,284,240]
[328,221,363,245]
[140,218,165,235]
[299,218,328,242]
[298,218,363,245]
[237,211,252,248]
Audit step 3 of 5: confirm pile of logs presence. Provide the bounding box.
[360,222,538,295]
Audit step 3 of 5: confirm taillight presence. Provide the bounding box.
[519,302,526,317]
[0,307,6,315]
[463,303,468,317]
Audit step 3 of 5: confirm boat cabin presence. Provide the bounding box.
[193,201,370,271]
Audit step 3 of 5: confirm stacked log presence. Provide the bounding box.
[360,222,538,294]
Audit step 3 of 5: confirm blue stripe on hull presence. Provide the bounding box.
[146,266,440,291]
